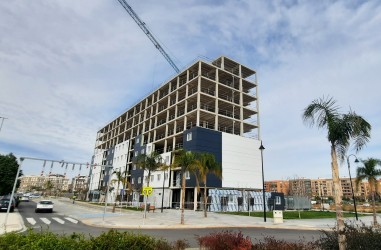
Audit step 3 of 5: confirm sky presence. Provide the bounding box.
[0,0,380,181]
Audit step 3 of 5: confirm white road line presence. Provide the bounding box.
[64,217,78,224]
[52,217,65,224]
[26,217,36,225]
[40,218,51,225]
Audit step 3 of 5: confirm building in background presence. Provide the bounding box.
[267,177,377,201]
[88,56,264,210]
[18,174,69,195]
[265,180,289,194]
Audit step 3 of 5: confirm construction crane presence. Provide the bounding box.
[117,0,180,73]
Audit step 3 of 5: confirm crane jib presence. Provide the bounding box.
[117,0,180,73]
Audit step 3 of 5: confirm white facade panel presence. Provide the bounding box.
[221,133,262,189]
[88,150,104,191]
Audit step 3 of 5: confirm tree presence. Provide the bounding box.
[356,158,381,226]
[134,151,164,187]
[111,169,130,213]
[0,153,22,195]
[171,149,199,225]
[193,152,221,218]
[303,96,371,250]
[44,180,54,196]
[134,151,166,218]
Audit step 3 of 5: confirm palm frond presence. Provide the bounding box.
[302,96,340,129]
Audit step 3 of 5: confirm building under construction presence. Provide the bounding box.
[88,56,265,210]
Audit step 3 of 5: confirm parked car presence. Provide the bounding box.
[35,200,54,213]
[0,198,15,212]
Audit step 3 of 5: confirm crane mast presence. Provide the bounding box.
[117,0,180,73]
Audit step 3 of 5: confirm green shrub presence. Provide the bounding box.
[0,230,90,250]
[317,222,381,250]
[88,229,172,250]
[197,231,252,250]
[0,229,174,250]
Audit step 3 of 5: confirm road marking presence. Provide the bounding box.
[40,218,51,225]
[26,218,36,225]
[65,217,78,224]
[52,217,65,224]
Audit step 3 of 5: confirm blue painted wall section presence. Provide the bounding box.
[183,127,222,188]
[131,135,145,190]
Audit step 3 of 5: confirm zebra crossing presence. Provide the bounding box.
[26,216,78,226]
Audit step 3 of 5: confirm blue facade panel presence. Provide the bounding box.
[183,127,222,188]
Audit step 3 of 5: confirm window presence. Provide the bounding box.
[186,132,192,141]
[147,146,151,153]
[165,156,170,164]
[150,175,154,182]
[164,173,168,180]
[157,174,161,181]
[228,195,234,203]
[133,164,136,170]
[185,171,190,179]
[275,196,281,205]
[137,138,140,143]
[138,177,141,184]
[131,178,135,185]
[141,149,145,154]
[135,152,138,156]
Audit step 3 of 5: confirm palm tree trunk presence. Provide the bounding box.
[180,173,186,224]
[372,188,378,227]
[331,144,346,250]
[203,184,208,218]
[112,181,120,213]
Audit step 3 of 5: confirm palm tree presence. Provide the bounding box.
[134,151,164,186]
[44,180,54,196]
[356,158,381,226]
[194,152,221,218]
[303,96,371,250]
[171,149,199,225]
[134,151,165,217]
[111,169,127,213]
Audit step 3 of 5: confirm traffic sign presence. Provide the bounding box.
[142,187,153,196]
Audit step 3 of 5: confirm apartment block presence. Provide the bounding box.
[18,174,69,194]
[265,180,289,194]
[88,56,263,210]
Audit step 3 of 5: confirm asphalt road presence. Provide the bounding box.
[17,200,323,247]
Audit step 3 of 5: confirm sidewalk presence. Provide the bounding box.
[1,198,379,235]
[78,208,376,231]
[64,200,378,231]
[0,212,24,235]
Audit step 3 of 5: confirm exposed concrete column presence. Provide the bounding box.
[255,72,261,140]
[194,187,198,211]
[196,71,201,127]
[215,68,219,130]
[239,76,244,136]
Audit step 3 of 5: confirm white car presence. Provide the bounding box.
[35,200,54,213]
[20,195,30,202]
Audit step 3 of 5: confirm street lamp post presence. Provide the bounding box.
[347,154,359,221]
[259,141,266,222]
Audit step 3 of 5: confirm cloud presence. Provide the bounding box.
[0,0,380,180]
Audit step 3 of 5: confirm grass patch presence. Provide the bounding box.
[220,210,365,219]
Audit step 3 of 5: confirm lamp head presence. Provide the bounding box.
[259,143,265,150]
[354,158,360,163]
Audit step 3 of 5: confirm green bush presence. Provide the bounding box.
[317,222,381,250]
[0,229,180,250]
[89,229,172,250]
